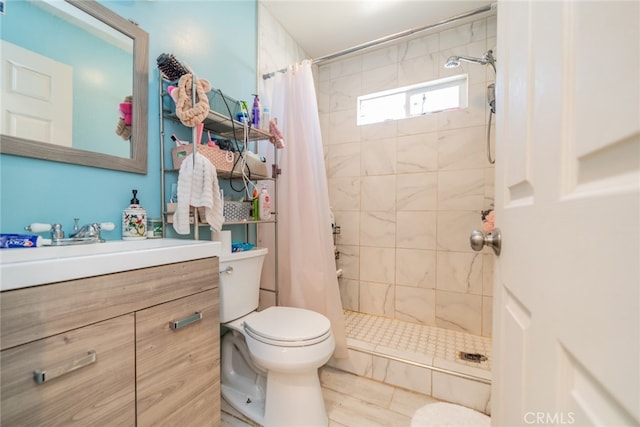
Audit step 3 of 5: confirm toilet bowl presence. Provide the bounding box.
[218,248,335,427]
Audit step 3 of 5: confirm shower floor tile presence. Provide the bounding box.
[343,310,492,377]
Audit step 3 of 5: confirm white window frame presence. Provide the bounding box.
[357,74,468,126]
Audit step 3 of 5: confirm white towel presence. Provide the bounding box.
[173,153,224,234]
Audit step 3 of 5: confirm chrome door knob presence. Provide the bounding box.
[470,228,501,256]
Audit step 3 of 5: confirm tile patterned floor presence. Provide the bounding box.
[221,366,443,427]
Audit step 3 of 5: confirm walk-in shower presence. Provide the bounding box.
[445,49,497,164]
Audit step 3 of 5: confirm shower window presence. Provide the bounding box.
[357,74,468,126]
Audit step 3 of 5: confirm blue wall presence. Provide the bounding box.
[0,0,258,239]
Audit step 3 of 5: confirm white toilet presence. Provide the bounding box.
[219,247,335,427]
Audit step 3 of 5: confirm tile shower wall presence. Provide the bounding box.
[318,16,497,337]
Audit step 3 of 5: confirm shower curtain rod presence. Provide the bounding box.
[262,2,496,80]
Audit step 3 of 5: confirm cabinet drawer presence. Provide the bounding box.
[136,288,220,426]
[1,257,218,350]
[0,314,135,426]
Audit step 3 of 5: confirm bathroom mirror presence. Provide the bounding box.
[0,0,149,174]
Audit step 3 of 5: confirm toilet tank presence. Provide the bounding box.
[218,247,268,323]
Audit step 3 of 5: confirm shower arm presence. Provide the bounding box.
[456,55,496,72]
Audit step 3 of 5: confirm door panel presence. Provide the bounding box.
[494,1,639,425]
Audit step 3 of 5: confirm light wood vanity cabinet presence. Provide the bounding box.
[0,257,220,427]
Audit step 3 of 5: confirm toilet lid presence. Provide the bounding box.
[243,306,332,347]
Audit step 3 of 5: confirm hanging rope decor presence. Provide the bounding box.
[175,73,211,127]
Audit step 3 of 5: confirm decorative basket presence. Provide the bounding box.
[171,144,234,172]
[223,201,252,222]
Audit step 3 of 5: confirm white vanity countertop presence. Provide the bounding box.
[0,238,221,291]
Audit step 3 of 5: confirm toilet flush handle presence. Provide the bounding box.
[220,266,234,275]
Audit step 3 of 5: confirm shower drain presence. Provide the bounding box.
[458,351,488,363]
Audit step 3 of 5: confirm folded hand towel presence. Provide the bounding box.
[173,152,224,234]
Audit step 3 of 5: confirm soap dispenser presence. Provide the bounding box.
[122,189,147,240]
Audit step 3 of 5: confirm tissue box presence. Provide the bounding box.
[223,201,251,222]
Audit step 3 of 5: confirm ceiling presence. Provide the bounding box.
[261,0,493,61]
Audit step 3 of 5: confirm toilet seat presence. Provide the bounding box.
[243,306,332,347]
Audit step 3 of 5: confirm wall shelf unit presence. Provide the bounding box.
[158,74,280,283]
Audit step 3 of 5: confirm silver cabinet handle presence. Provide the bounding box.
[470,228,502,256]
[33,350,97,384]
[170,312,202,330]
[219,266,233,275]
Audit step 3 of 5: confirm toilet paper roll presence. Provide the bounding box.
[212,230,231,255]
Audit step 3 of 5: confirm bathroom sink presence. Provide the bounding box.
[0,239,221,291]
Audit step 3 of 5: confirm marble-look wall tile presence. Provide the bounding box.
[397,113,438,136]
[398,52,440,87]
[328,177,361,211]
[319,111,330,146]
[431,371,491,415]
[436,251,483,295]
[327,142,361,177]
[484,167,495,209]
[372,356,432,395]
[334,210,360,246]
[435,290,482,335]
[318,64,331,82]
[395,248,436,289]
[327,349,373,377]
[486,17,497,39]
[438,126,486,170]
[437,210,481,252]
[360,211,396,248]
[361,119,397,141]
[338,278,359,311]
[329,109,361,144]
[438,83,489,131]
[331,74,362,112]
[438,169,485,211]
[330,56,362,80]
[439,20,487,52]
[362,63,399,94]
[482,253,494,296]
[361,138,396,176]
[258,3,306,76]
[395,286,436,325]
[397,211,437,250]
[317,79,331,115]
[362,45,399,71]
[482,296,493,338]
[396,172,437,211]
[361,175,397,211]
[397,133,439,173]
[360,246,395,283]
[337,244,359,280]
[398,33,439,62]
[360,281,395,317]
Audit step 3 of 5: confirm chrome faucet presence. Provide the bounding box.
[70,223,103,240]
[25,219,115,246]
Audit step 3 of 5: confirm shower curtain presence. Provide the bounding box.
[267,60,347,358]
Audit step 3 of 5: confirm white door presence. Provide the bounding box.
[1,40,72,145]
[492,1,639,426]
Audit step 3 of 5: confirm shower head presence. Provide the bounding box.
[444,56,461,68]
[444,49,496,72]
